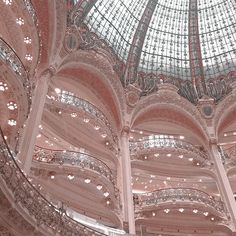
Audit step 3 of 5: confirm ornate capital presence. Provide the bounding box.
[40,66,56,79]
[121,126,130,136]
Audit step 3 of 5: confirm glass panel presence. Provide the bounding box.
[84,0,148,60]
[139,0,190,80]
[198,0,236,79]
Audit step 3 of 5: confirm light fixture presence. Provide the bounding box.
[55,88,61,94]
[24,37,32,44]
[101,133,107,138]
[103,192,109,197]
[7,101,17,110]
[39,125,43,130]
[167,153,172,157]
[96,184,103,190]
[84,178,91,183]
[67,174,74,180]
[179,155,183,159]
[179,208,184,213]
[211,217,214,221]
[224,133,227,137]
[139,131,143,134]
[105,141,109,146]
[50,175,55,179]
[144,156,148,160]
[37,134,41,138]
[196,162,200,166]
[25,54,33,61]
[188,158,193,162]
[193,209,198,214]
[83,118,90,123]
[4,136,7,140]
[164,209,170,213]
[152,212,156,216]
[233,132,236,135]
[3,0,12,5]
[8,119,16,126]
[0,82,8,91]
[203,212,209,216]
[16,17,24,25]
[58,110,62,114]
[94,125,100,130]
[71,113,77,118]
[179,136,185,139]
[106,200,110,205]
[154,153,159,157]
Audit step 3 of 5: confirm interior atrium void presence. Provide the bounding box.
[1,0,236,235]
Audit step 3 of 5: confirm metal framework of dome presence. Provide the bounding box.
[71,0,236,103]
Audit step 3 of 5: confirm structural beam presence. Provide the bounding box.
[188,0,207,97]
[71,0,98,26]
[125,0,158,86]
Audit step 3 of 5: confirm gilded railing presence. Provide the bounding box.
[134,188,226,215]
[0,128,107,236]
[0,38,31,100]
[33,146,116,186]
[48,90,117,144]
[129,137,208,160]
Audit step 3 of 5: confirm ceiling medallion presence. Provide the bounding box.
[198,96,215,119]
[125,84,141,107]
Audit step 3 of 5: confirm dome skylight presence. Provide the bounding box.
[84,0,236,80]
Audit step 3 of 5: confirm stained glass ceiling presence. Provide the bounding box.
[83,0,236,80]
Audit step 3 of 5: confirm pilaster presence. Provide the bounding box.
[17,68,54,174]
[210,143,236,231]
[119,126,135,234]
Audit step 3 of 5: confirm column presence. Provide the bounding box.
[119,126,135,234]
[211,143,236,232]
[17,68,54,174]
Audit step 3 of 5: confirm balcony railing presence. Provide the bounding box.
[0,38,31,105]
[48,91,117,144]
[0,128,109,236]
[33,146,116,186]
[134,188,226,215]
[129,137,208,160]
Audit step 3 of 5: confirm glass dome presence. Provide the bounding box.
[83,0,236,81]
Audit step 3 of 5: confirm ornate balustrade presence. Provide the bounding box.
[33,146,116,186]
[0,38,31,103]
[23,0,37,25]
[223,145,236,160]
[134,188,226,216]
[129,137,208,161]
[0,129,107,236]
[48,90,117,145]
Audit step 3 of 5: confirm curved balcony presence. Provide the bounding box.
[47,90,117,145]
[0,129,109,236]
[0,38,31,105]
[134,188,226,218]
[129,137,209,163]
[33,146,116,187]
